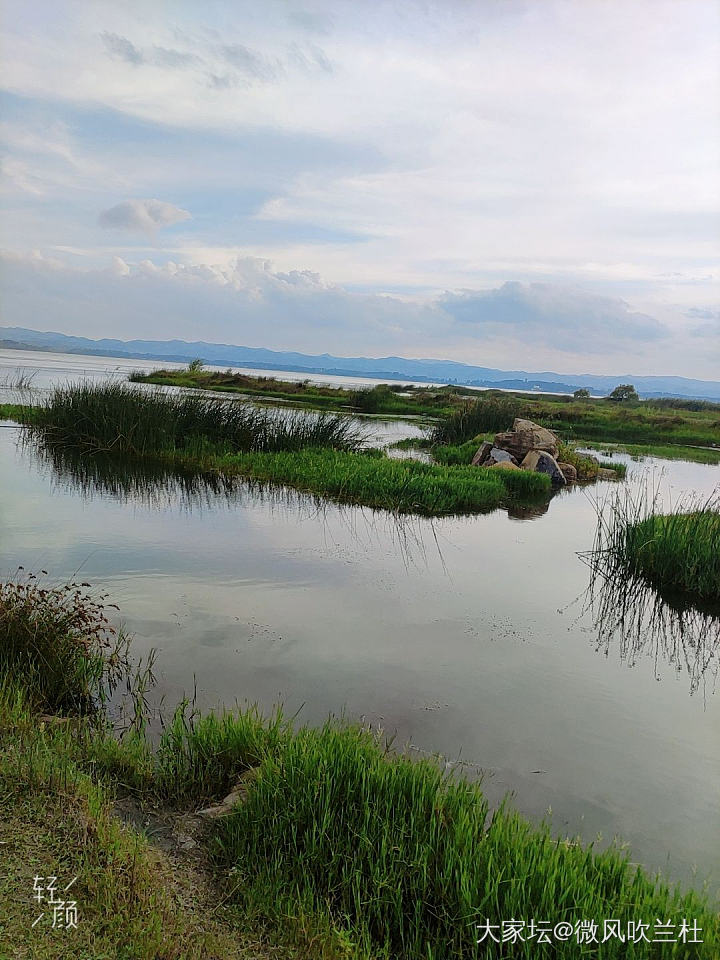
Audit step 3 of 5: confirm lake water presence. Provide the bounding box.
[0,347,441,394]
[1,350,718,892]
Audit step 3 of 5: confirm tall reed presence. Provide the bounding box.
[27,381,366,456]
[432,396,522,445]
[588,487,720,604]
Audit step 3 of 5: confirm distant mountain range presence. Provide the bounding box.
[2,326,719,401]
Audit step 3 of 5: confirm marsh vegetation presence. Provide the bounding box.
[12,383,551,516]
[589,488,720,605]
[2,578,717,958]
[129,367,720,453]
[26,380,366,456]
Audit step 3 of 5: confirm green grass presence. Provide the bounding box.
[431,438,488,465]
[128,370,720,449]
[211,719,717,958]
[1,580,718,958]
[24,381,366,456]
[627,510,720,604]
[6,378,718,467]
[387,436,435,451]
[430,393,720,448]
[431,396,522,444]
[590,490,720,605]
[516,395,720,447]
[216,448,550,515]
[0,587,287,959]
[0,402,34,422]
[130,369,456,418]
[12,384,550,516]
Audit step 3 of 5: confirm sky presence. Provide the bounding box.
[1,0,718,377]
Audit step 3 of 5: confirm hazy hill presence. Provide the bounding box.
[2,326,719,401]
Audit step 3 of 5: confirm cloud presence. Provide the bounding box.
[687,306,720,341]
[0,250,675,367]
[98,199,191,235]
[440,282,667,353]
[101,32,200,70]
[220,44,281,83]
[687,307,720,322]
[101,32,144,65]
[0,250,433,354]
[151,46,200,70]
[100,30,314,87]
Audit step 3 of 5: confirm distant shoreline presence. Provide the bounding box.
[2,331,720,401]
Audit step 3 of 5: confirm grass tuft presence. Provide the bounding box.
[0,574,127,715]
[218,448,551,515]
[589,488,720,604]
[431,396,522,445]
[25,381,367,456]
[1,579,718,957]
[212,720,717,958]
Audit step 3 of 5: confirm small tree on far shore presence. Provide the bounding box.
[607,383,639,402]
[573,388,590,399]
[188,358,205,372]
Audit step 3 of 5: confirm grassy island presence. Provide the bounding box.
[1,578,717,958]
[4,383,550,516]
[591,491,720,606]
[622,507,720,604]
[129,366,720,453]
[129,367,456,417]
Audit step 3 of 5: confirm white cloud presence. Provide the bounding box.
[0,249,689,373]
[98,199,191,234]
[440,282,666,352]
[0,0,718,375]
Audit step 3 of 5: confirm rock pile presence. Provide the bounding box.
[472,418,570,485]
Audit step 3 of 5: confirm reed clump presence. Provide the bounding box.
[27,381,366,456]
[627,509,720,603]
[431,396,522,444]
[590,489,720,604]
[0,574,127,714]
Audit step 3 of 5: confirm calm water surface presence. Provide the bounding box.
[1,351,718,892]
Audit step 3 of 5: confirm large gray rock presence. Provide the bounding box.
[494,419,559,461]
[521,449,567,485]
[471,441,493,466]
[487,446,517,465]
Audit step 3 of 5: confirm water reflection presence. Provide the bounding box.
[506,499,551,520]
[581,557,720,698]
[21,438,445,568]
[26,439,248,510]
[3,422,719,886]
[23,431,551,522]
[22,436,720,698]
